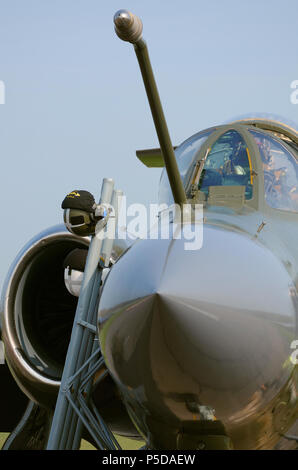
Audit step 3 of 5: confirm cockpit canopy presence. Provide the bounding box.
[158,117,298,213]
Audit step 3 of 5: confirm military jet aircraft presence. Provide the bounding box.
[0,10,297,450]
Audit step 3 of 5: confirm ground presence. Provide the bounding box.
[0,432,144,450]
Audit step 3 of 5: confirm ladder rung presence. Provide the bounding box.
[77,320,97,334]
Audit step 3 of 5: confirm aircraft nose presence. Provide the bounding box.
[98,224,297,442]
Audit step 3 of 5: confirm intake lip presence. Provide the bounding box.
[1,224,90,407]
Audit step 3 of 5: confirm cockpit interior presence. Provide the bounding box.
[157,117,298,213]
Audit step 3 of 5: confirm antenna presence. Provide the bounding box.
[114,10,187,207]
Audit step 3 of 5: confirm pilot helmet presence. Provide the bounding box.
[62,190,97,237]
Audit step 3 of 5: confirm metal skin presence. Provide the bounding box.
[98,121,298,450]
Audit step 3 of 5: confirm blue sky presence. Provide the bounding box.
[0,0,297,289]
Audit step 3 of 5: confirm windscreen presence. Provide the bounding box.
[158,130,211,205]
[250,130,298,212]
[195,130,253,200]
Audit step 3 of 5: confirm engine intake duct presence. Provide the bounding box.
[1,225,89,408]
[1,224,139,438]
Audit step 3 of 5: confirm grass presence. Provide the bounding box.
[80,435,144,450]
[0,432,144,450]
[0,433,9,449]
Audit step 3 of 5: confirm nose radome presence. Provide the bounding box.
[155,226,296,389]
[98,224,296,425]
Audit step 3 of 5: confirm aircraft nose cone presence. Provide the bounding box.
[98,225,297,447]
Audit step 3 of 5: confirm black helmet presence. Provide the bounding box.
[61,190,96,237]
